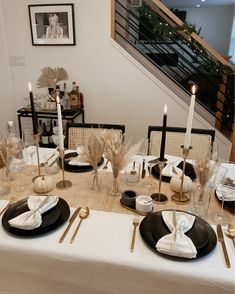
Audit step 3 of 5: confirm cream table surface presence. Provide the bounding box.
[0,148,234,294]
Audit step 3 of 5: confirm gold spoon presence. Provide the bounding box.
[225,224,235,248]
[70,207,90,243]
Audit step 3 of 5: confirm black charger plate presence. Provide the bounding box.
[139,210,217,260]
[2,198,70,237]
[63,152,104,172]
[152,161,196,182]
[215,190,235,214]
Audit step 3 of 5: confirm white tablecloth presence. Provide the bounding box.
[0,201,234,294]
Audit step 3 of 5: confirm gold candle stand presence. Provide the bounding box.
[171,146,192,204]
[151,158,168,203]
[56,149,72,190]
[32,134,43,182]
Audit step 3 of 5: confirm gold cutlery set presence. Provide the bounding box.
[59,207,90,244]
[130,216,140,252]
[216,223,235,268]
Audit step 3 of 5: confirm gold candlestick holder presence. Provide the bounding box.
[32,134,44,182]
[151,158,168,203]
[56,149,72,190]
[171,146,192,204]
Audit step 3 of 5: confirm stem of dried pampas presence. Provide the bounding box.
[104,133,142,179]
[0,139,20,169]
[79,134,105,170]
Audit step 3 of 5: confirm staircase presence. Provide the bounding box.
[111,0,234,160]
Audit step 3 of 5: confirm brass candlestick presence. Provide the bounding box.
[56,149,72,189]
[171,146,192,204]
[32,134,43,182]
[151,158,168,203]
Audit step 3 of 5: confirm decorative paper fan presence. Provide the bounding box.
[37,67,68,88]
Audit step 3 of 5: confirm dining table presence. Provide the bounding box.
[0,147,234,294]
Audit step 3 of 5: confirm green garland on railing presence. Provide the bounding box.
[137,5,234,75]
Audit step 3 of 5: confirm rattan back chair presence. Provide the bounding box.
[147,126,215,160]
[66,123,125,149]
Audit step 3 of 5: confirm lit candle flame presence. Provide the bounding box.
[164,104,167,114]
[191,85,196,95]
[28,81,32,92]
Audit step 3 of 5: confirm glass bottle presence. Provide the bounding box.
[41,123,49,145]
[69,81,80,109]
[61,82,71,110]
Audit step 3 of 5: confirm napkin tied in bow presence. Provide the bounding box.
[162,159,182,177]
[8,195,59,230]
[156,211,197,259]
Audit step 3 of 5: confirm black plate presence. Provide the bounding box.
[63,152,104,173]
[139,210,217,260]
[215,190,235,214]
[152,161,196,182]
[2,198,70,237]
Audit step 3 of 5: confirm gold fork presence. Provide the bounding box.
[130,216,140,252]
[0,197,16,217]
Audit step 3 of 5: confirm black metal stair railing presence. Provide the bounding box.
[113,0,234,134]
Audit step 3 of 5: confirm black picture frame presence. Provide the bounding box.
[28,4,76,46]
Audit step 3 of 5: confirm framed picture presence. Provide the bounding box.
[28,4,76,46]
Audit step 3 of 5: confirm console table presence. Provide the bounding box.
[17,107,85,138]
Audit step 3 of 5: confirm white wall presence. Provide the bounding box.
[0,0,231,159]
[0,0,14,135]
[185,5,234,56]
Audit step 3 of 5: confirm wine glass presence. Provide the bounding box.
[22,129,37,175]
[11,144,27,192]
[214,165,234,224]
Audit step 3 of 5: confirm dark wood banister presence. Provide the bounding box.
[144,0,233,69]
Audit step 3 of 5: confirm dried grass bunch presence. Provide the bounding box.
[193,156,213,187]
[37,67,68,88]
[104,133,141,178]
[80,134,105,170]
[0,139,19,168]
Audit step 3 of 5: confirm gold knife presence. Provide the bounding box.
[217,224,230,268]
[59,207,81,243]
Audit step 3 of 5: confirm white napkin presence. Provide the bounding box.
[8,195,59,230]
[162,159,182,177]
[68,156,90,166]
[156,211,197,259]
[216,185,235,201]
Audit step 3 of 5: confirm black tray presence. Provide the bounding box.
[2,198,70,237]
[120,199,153,216]
[152,161,196,182]
[139,210,217,260]
[63,152,104,173]
[215,190,235,214]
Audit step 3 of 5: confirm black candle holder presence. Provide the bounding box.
[171,146,192,204]
[151,158,168,203]
[56,149,72,190]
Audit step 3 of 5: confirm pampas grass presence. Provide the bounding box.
[79,134,105,170]
[104,133,142,179]
[0,139,19,168]
[193,156,212,187]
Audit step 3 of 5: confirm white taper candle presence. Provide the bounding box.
[184,85,196,149]
[56,96,64,150]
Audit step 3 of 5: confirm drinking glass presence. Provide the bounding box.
[23,129,37,175]
[214,165,231,224]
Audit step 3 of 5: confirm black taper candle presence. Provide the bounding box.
[29,82,38,135]
[159,104,167,161]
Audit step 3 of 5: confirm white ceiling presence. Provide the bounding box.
[162,0,235,9]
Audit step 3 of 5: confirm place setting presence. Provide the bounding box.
[1,195,70,237]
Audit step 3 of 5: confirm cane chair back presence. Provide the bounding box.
[67,123,125,149]
[148,126,215,160]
